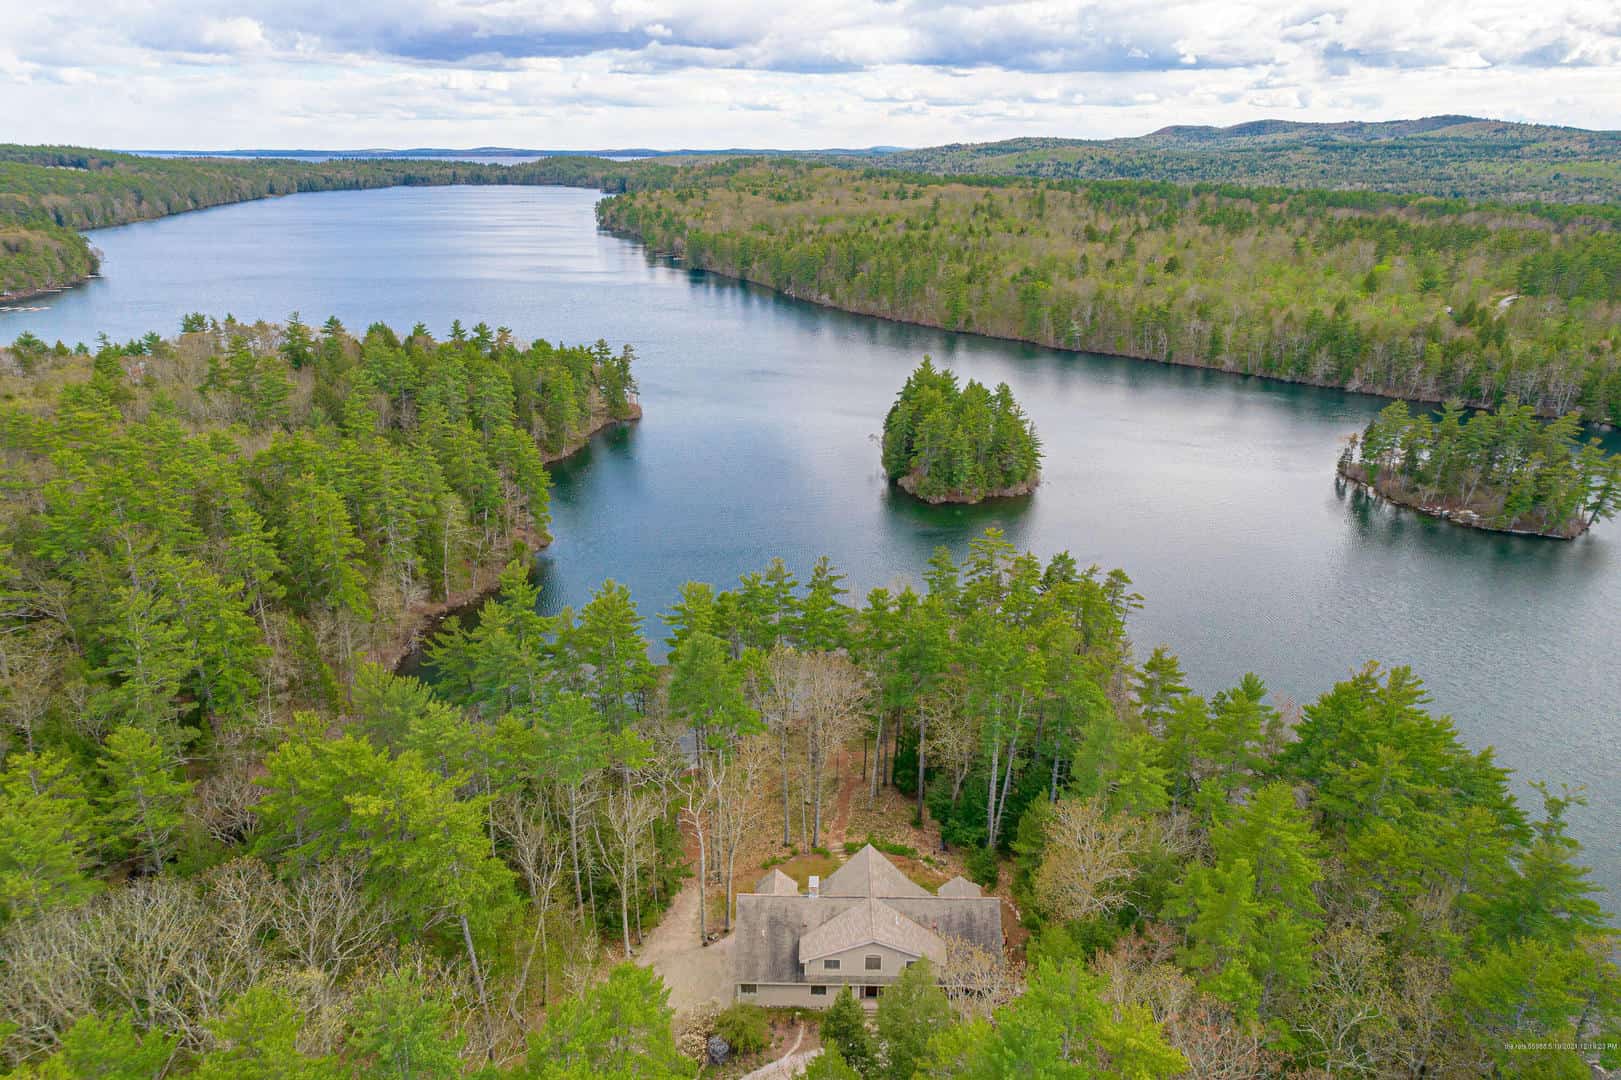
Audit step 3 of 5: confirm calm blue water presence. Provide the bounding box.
[4,186,1617,900]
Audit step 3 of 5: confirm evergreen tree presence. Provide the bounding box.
[348,970,464,1080]
[99,725,192,873]
[523,963,693,1079]
[875,957,953,1080]
[822,986,877,1078]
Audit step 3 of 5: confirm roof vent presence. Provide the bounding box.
[808,875,820,899]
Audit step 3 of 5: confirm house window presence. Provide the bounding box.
[824,959,840,970]
[865,955,882,971]
[811,986,827,997]
[740,984,757,995]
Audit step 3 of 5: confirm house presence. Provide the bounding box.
[731,845,1002,1009]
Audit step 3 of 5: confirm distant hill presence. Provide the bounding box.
[128,146,904,161]
[867,116,1621,204]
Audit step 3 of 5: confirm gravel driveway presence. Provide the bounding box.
[637,877,734,1019]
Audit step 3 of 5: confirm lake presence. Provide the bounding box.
[4,185,1616,899]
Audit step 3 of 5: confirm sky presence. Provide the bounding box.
[2,0,1618,150]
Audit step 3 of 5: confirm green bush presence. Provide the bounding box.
[965,847,1000,889]
[864,834,918,859]
[713,1003,771,1057]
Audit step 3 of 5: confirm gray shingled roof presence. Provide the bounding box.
[821,845,930,898]
[733,846,1001,985]
[755,868,800,895]
[733,893,1002,984]
[798,897,946,964]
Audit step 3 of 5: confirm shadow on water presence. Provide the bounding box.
[1338,479,1614,582]
[878,484,1037,552]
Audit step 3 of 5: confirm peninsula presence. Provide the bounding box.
[882,358,1041,504]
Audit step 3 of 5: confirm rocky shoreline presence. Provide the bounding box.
[381,404,643,673]
[896,471,1039,505]
[1337,464,1587,540]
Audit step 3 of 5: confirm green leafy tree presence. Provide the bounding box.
[925,960,1185,1078]
[194,984,339,1080]
[11,1013,175,1080]
[522,963,693,1079]
[803,1043,863,1080]
[253,727,515,1026]
[822,986,877,1078]
[1168,782,1323,1018]
[99,725,193,873]
[348,970,464,1080]
[0,751,98,922]
[875,957,954,1080]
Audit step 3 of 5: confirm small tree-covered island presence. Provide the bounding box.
[881,359,1042,504]
[1338,399,1621,538]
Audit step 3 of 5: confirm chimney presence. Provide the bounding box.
[808,875,820,899]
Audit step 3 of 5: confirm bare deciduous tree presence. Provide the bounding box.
[1033,797,1147,921]
[495,796,568,1013]
[940,936,1015,1020]
[270,855,391,980]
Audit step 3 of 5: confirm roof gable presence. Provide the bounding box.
[937,875,983,898]
[733,894,1002,984]
[798,897,945,965]
[756,868,800,895]
[820,845,930,898]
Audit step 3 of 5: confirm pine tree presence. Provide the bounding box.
[99,725,192,873]
[0,751,98,922]
[822,987,877,1078]
[875,957,953,1080]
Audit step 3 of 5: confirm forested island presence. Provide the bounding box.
[596,160,1621,424]
[881,359,1041,502]
[1339,399,1621,537]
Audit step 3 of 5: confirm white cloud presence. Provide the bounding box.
[0,0,1616,147]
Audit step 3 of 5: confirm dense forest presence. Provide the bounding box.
[1340,399,1621,537]
[597,160,1621,423]
[869,116,1621,205]
[1,323,1613,1077]
[0,147,669,299]
[1,146,1618,1075]
[881,359,1041,503]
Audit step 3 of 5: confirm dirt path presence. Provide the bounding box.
[738,1023,821,1080]
[825,745,864,848]
[635,875,733,1020]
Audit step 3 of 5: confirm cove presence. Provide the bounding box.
[5,184,1617,900]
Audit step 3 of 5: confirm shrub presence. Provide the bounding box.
[965,847,1000,889]
[713,1003,771,1057]
[865,834,918,859]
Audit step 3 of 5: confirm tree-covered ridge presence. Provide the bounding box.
[881,359,1040,503]
[596,160,1621,424]
[0,147,673,298]
[1340,399,1621,537]
[868,115,1621,205]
